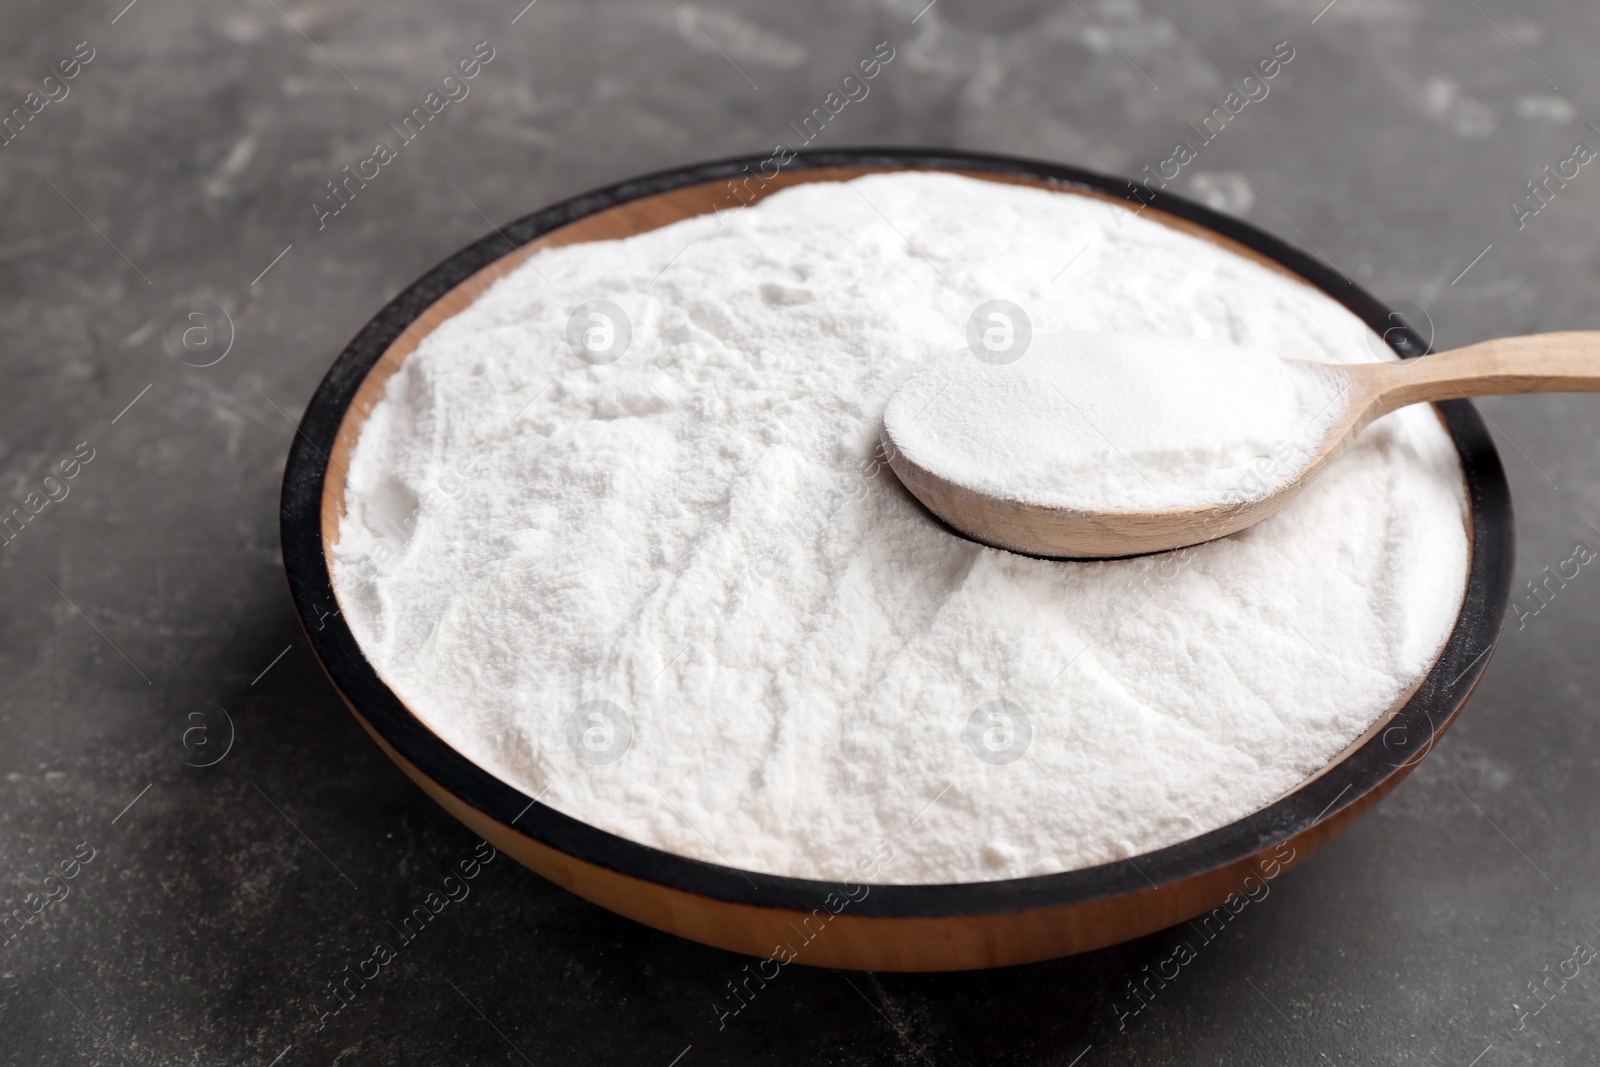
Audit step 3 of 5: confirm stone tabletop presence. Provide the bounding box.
[2,0,1599,1063]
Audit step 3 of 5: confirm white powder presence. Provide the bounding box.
[883,331,1342,510]
[332,172,1470,885]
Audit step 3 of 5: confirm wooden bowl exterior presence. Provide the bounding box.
[281,149,1513,971]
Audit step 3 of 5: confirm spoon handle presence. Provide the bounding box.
[1364,331,1600,419]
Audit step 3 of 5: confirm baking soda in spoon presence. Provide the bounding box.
[883,331,1344,522]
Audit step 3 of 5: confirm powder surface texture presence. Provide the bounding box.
[332,172,1470,885]
[883,331,1343,510]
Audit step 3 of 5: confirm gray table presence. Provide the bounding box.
[3,1,1598,1063]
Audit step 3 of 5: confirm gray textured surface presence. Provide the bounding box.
[2,0,1599,1063]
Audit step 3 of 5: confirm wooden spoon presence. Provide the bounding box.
[883,331,1600,559]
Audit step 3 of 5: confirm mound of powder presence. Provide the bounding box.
[883,331,1343,511]
[332,171,1470,884]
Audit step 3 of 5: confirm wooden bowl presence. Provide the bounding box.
[280,149,1514,971]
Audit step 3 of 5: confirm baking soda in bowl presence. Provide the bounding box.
[331,172,1470,884]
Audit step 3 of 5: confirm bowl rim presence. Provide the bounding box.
[279,147,1514,919]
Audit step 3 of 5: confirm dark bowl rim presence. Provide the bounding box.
[279,147,1514,919]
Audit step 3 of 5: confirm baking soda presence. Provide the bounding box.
[333,172,1469,883]
[883,331,1342,510]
